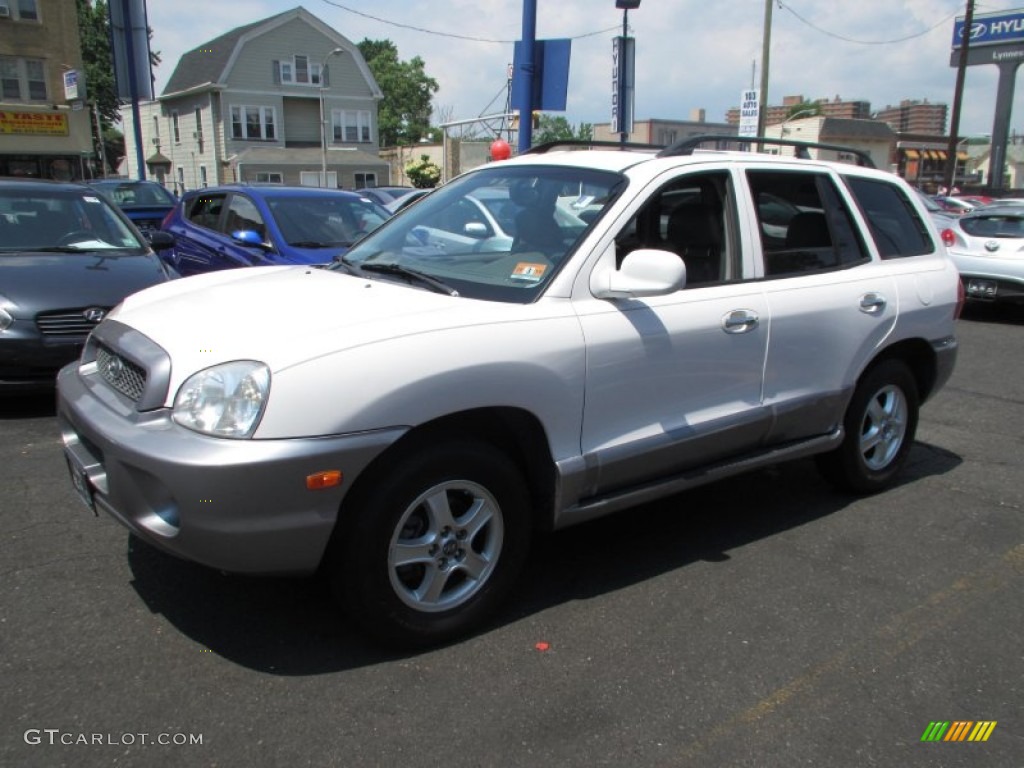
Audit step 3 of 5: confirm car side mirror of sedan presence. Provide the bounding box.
[147,230,175,250]
[591,248,687,299]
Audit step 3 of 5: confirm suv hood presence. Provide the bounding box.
[111,265,508,379]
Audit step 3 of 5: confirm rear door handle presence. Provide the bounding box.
[859,292,887,314]
[722,309,759,334]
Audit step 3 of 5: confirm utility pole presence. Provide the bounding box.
[756,0,773,139]
[944,0,975,192]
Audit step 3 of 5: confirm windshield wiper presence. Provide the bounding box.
[358,262,459,296]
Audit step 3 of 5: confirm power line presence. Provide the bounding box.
[778,1,961,45]
[318,0,619,44]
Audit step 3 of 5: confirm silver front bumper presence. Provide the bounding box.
[57,361,404,575]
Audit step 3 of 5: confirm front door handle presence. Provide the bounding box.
[722,309,759,334]
[859,292,887,314]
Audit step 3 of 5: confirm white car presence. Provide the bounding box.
[58,137,961,647]
[940,204,1024,303]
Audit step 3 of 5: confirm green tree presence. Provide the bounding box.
[357,39,439,147]
[785,101,822,119]
[77,0,119,129]
[532,115,593,145]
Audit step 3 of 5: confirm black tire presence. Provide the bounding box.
[816,359,920,494]
[331,440,531,648]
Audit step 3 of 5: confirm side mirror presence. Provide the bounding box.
[591,249,687,299]
[464,221,489,238]
[147,230,174,250]
[231,229,270,249]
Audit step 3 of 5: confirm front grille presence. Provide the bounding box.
[95,343,147,402]
[36,309,108,338]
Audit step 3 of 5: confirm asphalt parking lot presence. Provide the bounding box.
[2,304,1022,768]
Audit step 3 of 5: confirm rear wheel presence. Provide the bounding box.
[331,440,531,648]
[817,360,919,494]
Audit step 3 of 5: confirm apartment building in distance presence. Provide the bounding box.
[726,94,872,126]
[874,100,948,135]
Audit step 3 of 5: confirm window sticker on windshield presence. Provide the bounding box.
[510,262,547,282]
[84,196,103,204]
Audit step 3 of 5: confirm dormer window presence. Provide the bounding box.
[274,55,323,87]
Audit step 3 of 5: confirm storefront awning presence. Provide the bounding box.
[904,149,920,159]
[934,150,947,160]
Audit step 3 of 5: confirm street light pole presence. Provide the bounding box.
[320,47,345,188]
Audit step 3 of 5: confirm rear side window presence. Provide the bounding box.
[843,176,934,258]
[186,193,226,231]
[747,170,868,277]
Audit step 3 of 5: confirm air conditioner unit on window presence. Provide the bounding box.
[0,5,11,18]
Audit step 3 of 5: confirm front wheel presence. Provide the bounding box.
[331,441,531,648]
[817,360,920,494]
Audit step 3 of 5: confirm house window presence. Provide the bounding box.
[231,105,276,140]
[279,61,293,83]
[255,172,283,184]
[0,56,46,101]
[171,110,180,143]
[16,0,39,20]
[199,165,208,187]
[310,62,323,86]
[355,173,377,188]
[331,109,371,143]
[194,108,203,152]
[295,55,309,84]
[152,115,159,138]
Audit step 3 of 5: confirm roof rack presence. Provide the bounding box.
[524,139,663,155]
[656,135,876,168]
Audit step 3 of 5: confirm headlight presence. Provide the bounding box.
[172,361,270,438]
[0,294,16,332]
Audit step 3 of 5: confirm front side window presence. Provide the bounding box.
[333,166,625,303]
[843,176,934,258]
[614,170,739,286]
[748,170,868,276]
[224,195,266,239]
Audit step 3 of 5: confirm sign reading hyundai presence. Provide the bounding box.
[952,8,1024,49]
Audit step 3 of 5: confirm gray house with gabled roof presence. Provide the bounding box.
[119,6,389,190]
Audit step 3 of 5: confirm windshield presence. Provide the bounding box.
[333,165,625,302]
[0,190,146,252]
[266,195,390,247]
[96,182,177,208]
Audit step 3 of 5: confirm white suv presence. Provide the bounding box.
[58,137,961,646]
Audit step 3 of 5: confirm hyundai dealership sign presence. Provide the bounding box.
[953,8,1024,48]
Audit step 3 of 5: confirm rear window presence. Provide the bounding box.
[960,212,1024,238]
[844,176,934,258]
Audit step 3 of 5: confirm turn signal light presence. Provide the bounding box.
[306,470,342,490]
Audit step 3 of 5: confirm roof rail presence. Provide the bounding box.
[656,135,876,168]
[524,139,663,155]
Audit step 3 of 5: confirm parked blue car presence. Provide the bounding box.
[86,179,178,236]
[160,185,391,276]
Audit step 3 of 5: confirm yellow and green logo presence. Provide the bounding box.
[921,721,997,742]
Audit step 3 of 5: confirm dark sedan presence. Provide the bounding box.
[0,179,177,390]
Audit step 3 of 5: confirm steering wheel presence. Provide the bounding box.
[57,230,95,246]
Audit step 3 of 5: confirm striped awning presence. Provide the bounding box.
[904,149,920,159]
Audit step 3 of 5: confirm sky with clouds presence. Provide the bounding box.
[145,0,1024,139]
